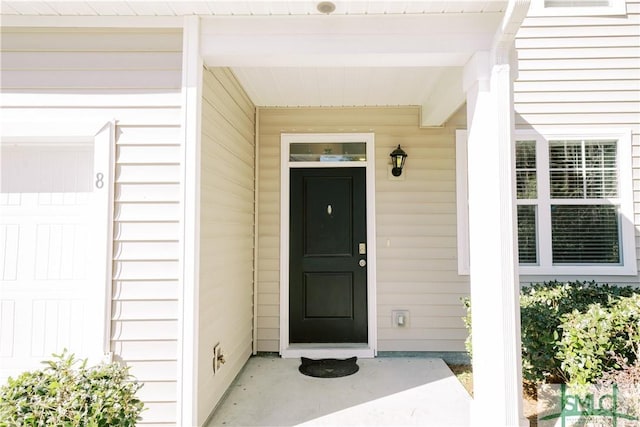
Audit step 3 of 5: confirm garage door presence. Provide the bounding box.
[0,139,111,383]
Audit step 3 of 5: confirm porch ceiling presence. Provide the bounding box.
[1,0,510,126]
[201,9,505,126]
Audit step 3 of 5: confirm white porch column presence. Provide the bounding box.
[464,50,527,427]
[179,15,203,427]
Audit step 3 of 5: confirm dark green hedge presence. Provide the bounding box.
[464,280,640,387]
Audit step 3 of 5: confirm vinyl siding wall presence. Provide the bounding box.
[197,67,255,425]
[256,106,469,352]
[514,1,640,285]
[1,28,183,425]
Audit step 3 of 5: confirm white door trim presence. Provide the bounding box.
[279,133,377,359]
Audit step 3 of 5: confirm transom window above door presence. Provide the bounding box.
[289,142,367,163]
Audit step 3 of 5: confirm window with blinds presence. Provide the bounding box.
[456,130,635,276]
[549,140,618,199]
[548,140,620,264]
[516,141,538,264]
[515,137,628,270]
[517,205,538,264]
[551,205,620,264]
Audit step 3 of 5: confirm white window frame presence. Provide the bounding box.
[528,0,627,16]
[456,129,636,276]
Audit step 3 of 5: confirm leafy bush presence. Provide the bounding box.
[557,293,640,389]
[520,281,637,383]
[463,280,640,386]
[0,350,144,427]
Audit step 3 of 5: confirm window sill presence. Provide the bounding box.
[519,264,638,276]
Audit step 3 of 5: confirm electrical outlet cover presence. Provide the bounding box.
[391,310,409,327]
[213,343,221,373]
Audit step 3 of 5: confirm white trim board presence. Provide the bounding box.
[279,133,377,359]
[455,129,470,276]
[177,15,203,427]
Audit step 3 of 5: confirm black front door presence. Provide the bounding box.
[289,167,367,343]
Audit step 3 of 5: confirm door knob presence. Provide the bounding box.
[359,259,366,267]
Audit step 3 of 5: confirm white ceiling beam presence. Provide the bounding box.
[209,53,470,68]
[201,13,502,36]
[419,67,465,127]
[200,13,502,67]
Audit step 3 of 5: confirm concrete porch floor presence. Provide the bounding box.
[206,356,472,426]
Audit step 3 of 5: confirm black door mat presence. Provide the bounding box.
[299,356,359,378]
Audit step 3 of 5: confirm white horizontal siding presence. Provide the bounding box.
[514,0,640,285]
[1,70,180,89]
[117,183,181,202]
[0,28,181,90]
[3,51,181,69]
[112,340,178,360]
[0,28,183,425]
[197,67,255,425]
[114,260,179,280]
[256,106,469,353]
[117,164,181,184]
[114,221,179,241]
[112,281,179,300]
[111,320,178,341]
[114,241,180,260]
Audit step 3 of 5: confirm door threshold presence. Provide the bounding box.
[281,344,375,359]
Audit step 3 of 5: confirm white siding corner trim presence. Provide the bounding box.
[178,15,202,427]
[94,122,116,357]
[279,132,377,359]
[455,129,470,276]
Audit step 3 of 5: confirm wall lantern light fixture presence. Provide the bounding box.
[390,145,408,177]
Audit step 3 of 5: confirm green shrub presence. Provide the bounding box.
[520,280,637,383]
[463,280,640,385]
[557,293,640,389]
[0,350,144,427]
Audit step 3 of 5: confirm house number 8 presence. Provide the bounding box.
[95,173,104,189]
